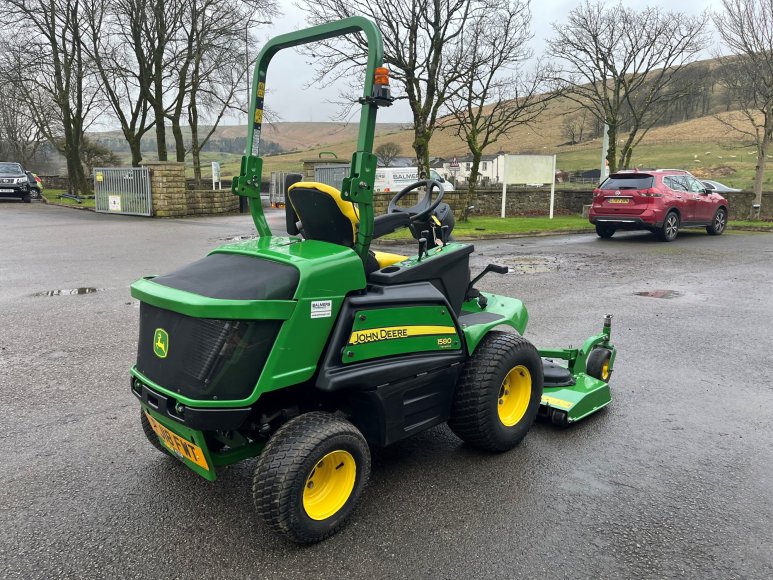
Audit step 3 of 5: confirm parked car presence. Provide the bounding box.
[588,169,728,242]
[0,162,31,203]
[701,179,742,193]
[25,171,42,199]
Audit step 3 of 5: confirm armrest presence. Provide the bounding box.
[373,212,410,239]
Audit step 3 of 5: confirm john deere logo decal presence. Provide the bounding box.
[153,328,169,358]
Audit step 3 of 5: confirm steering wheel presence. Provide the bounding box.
[387,179,445,222]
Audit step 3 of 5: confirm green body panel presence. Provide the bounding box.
[538,319,616,422]
[460,292,529,354]
[343,305,461,363]
[143,405,217,481]
[542,376,612,422]
[143,405,265,481]
[131,236,367,408]
[232,17,385,261]
[131,278,296,320]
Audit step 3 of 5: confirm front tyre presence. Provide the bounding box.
[586,347,612,382]
[448,332,543,452]
[706,207,727,235]
[253,412,370,544]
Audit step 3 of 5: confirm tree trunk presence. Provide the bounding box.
[751,112,770,220]
[154,101,168,161]
[412,125,432,179]
[171,119,185,162]
[127,134,143,167]
[190,98,202,187]
[460,154,481,222]
[606,124,618,174]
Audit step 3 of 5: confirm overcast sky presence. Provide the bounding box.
[254,0,726,124]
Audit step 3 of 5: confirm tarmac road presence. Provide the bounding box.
[1,202,771,579]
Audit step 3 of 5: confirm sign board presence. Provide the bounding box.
[95,172,103,182]
[500,154,557,219]
[449,157,459,173]
[212,162,221,190]
[502,155,554,185]
[108,195,122,212]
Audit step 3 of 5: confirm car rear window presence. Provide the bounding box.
[599,174,654,190]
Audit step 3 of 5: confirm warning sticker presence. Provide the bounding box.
[311,300,332,319]
[108,195,122,212]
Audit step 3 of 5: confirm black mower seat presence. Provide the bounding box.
[287,181,407,270]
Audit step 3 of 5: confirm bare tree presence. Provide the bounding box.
[443,0,556,220]
[562,110,590,145]
[548,1,708,173]
[3,0,105,193]
[713,0,773,219]
[298,0,487,177]
[180,0,277,184]
[83,0,155,166]
[375,141,401,166]
[0,44,44,166]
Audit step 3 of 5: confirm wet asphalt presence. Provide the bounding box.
[1,201,771,579]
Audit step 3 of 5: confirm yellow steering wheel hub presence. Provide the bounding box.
[303,450,357,520]
[498,365,532,426]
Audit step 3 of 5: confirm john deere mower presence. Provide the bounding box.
[130,17,616,544]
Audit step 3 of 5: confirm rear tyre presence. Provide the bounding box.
[658,211,679,242]
[253,412,370,544]
[448,332,543,452]
[140,411,170,455]
[586,347,612,382]
[706,207,727,235]
[595,224,616,239]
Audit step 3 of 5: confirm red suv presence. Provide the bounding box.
[588,170,729,241]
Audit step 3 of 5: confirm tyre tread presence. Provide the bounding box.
[448,332,542,452]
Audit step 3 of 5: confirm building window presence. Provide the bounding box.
[482,161,488,171]
[466,163,471,171]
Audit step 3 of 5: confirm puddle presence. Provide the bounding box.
[32,287,104,297]
[503,256,560,274]
[635,290,682,299]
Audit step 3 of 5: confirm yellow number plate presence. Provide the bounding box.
[145,412,209,470]
[609,198,630,204]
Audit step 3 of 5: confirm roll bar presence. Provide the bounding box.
[232,17,386,263]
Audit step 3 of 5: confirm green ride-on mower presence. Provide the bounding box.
[130,17,616,544]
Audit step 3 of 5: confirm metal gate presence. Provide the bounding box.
[314,164,351,191]
[94,167,152,216]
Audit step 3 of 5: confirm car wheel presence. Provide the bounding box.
[253,412,370,544]
[706,207,727,236]
[658,211,679,242]
[595,224,616,239]
[448,331,543,452]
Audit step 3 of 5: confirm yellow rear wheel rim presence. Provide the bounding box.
[302,450,357,521]
[498,365,532,427]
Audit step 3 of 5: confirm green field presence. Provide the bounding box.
[555,141,766,190]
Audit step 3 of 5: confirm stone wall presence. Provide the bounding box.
[372,187,596,217]
[373,187,773,219]
[145,161,238,217]
[146,161,187,217]
[186,189,239,215]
